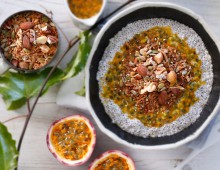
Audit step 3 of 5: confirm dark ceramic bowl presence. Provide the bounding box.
[0,10,59,73]
[86,2,220,149]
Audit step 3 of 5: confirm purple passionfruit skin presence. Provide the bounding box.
[46,115,96,166]
[88,150,136,170]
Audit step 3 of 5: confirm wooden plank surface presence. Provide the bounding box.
[0,0,220,170]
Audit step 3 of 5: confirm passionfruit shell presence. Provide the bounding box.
[46,115,96,166]
[88,150,135,170]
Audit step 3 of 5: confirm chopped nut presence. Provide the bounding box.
[41,26,48,31]
[47,35,58,44]
[154,52,163,64]
[147,66,153,71]
[146,50,152,54]
[40,44,50,53]
[49,22,55,27]
[140,49,147,56]
[22,35,31,49]
[170,86,185,95]
[20,22,34,29]
[36,36,47,44]
[167,71,177,84]
[129,61,135,67]
[158,83,165,89]
[19,62,29,69]
[131,90,137,95]
[139,55,146,61]
[131,77,136,83]
[137,65,148,77]
[182,70,187,75]
[155,66,166,75]
[140,82,156,94]
[149,57,157,66]
[135,51,140,57]
[158,91,168,105]
[130,71,136,76]
[11,59,18,67]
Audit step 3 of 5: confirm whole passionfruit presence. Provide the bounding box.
[47,115,96,166]
[89,150,135,170]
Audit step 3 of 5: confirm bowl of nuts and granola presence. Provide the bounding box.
[0,10,59,73]
[86,2,220,149]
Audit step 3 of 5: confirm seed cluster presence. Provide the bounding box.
[93,154,129,170]
[51,119,92,160]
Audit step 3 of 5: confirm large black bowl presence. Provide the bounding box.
[86,2,220,149]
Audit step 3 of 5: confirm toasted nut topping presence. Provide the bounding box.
[130,71,136,76]
[154,52,163,64]
[167,71,177,84]
[140,82,156,94]
[139,55,146,62]
[36,36,47,44]
[158,83,165,89]
[137,65,148,77]
[47,35,58,44]
[158,91,168,105]
[22,35,31,49]
[11,59,18,67]
[20,22,34,30]
[40,45,50,53]
[134,74,142,80]
[140,48,147,57]
[19,62,29,69]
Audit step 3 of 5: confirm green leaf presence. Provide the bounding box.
[0,123,18,170]
[62,31,92,80]
[75,85,85,96]
[0,67,64,110]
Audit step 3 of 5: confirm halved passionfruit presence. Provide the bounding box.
[47,115,96,166]
[89,150,135,170]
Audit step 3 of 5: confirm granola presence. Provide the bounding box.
[0,11,58,70]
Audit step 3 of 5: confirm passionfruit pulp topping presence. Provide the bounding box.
[47,115,96,166]
[89,150,135,170]
[51,119,92,160]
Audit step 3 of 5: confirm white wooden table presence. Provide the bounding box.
[0,0,220,170]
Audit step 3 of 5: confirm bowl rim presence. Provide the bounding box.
[85,1,220,150]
